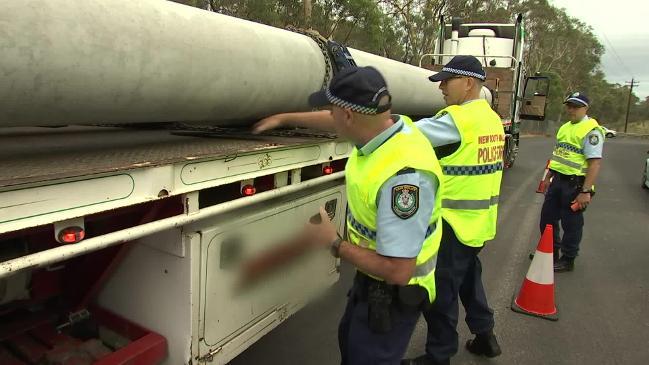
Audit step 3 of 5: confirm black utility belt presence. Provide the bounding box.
[551,170,585,183]
[353,272,428,307]
[354,271,428,333]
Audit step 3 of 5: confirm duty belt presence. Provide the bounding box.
[551,170,585,183]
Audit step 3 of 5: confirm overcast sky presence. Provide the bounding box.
[551,0,648,99]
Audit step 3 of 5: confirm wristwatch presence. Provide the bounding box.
[580,189,594,195]
[329,234,343,258]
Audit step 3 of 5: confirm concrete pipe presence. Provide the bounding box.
[0,0,480,127]
[0,0,327,127]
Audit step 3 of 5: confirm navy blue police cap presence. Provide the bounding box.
[308,66,392,115]
[428,55,486,82]
[564,92,589,107]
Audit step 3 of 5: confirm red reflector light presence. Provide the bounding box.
[241,185,257,196]
[58,227,85,244]
[323,166,334,175]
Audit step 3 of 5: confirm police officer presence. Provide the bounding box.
[272,66,444,365]
[538,92,604,272]
[402,55,504,365]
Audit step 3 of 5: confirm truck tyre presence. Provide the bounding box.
[503,134,519,168]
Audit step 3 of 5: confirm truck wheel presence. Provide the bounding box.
[503,134,519,169]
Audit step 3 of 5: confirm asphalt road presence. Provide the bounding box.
[230,136,649,365]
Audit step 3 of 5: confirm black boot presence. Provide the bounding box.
[554,256,575,272]
[401,355,450,365]
[466,330,502,358]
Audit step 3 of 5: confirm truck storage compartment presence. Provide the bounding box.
[0,198,183,365]
[0,306,166,365]
[88,181,346,365]
[196,183,345,364]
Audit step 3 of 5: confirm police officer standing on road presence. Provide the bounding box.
[538,92,604,272]
[402,55,504,365]
[278,66,445,364]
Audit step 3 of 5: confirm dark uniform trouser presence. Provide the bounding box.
[338,273,421,365]
[423,220,494,362]
[539,173,585,258]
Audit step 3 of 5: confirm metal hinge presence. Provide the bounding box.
[198,346,222,363]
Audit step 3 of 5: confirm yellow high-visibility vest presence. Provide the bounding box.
[549,118,603,176]
[345,116,443,303]
[436,100,505,247]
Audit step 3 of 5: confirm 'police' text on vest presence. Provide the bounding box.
[477,134,505,163]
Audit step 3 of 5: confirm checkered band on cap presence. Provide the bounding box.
[325,88,380,115]
[441,67,486,81]
[564,97,588,107]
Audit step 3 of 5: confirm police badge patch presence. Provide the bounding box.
[588,134,600,145]
[392,184,419,219]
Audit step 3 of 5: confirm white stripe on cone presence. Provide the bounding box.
[526,251,554,285]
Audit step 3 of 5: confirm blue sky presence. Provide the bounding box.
[552,0,648,99]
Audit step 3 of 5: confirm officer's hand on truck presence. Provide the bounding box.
[251,114,285,134]
[304,207,339,250]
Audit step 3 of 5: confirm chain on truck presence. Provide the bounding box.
[0,1,548,364]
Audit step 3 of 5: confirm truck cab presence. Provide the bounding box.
[420,15,550,167]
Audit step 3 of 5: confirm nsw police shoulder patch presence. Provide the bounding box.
[392,184,419,219]
[588,134,600,145]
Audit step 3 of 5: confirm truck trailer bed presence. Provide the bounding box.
[0,125,337,189]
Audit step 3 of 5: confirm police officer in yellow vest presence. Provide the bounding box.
[539,92,604,272]
[280,66,444,364]
[403,56,504,365]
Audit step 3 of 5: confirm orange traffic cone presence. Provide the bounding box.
[536,160,551,193]
[511,224,558,321]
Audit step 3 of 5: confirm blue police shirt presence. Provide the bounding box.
[357,116,438,258]
[415,112,461,147]
[414,100,489,147]
[580,116,604,159]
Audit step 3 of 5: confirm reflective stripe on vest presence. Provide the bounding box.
[442,195,499,210]
[550,155,588,173]
[414,255,437,277]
